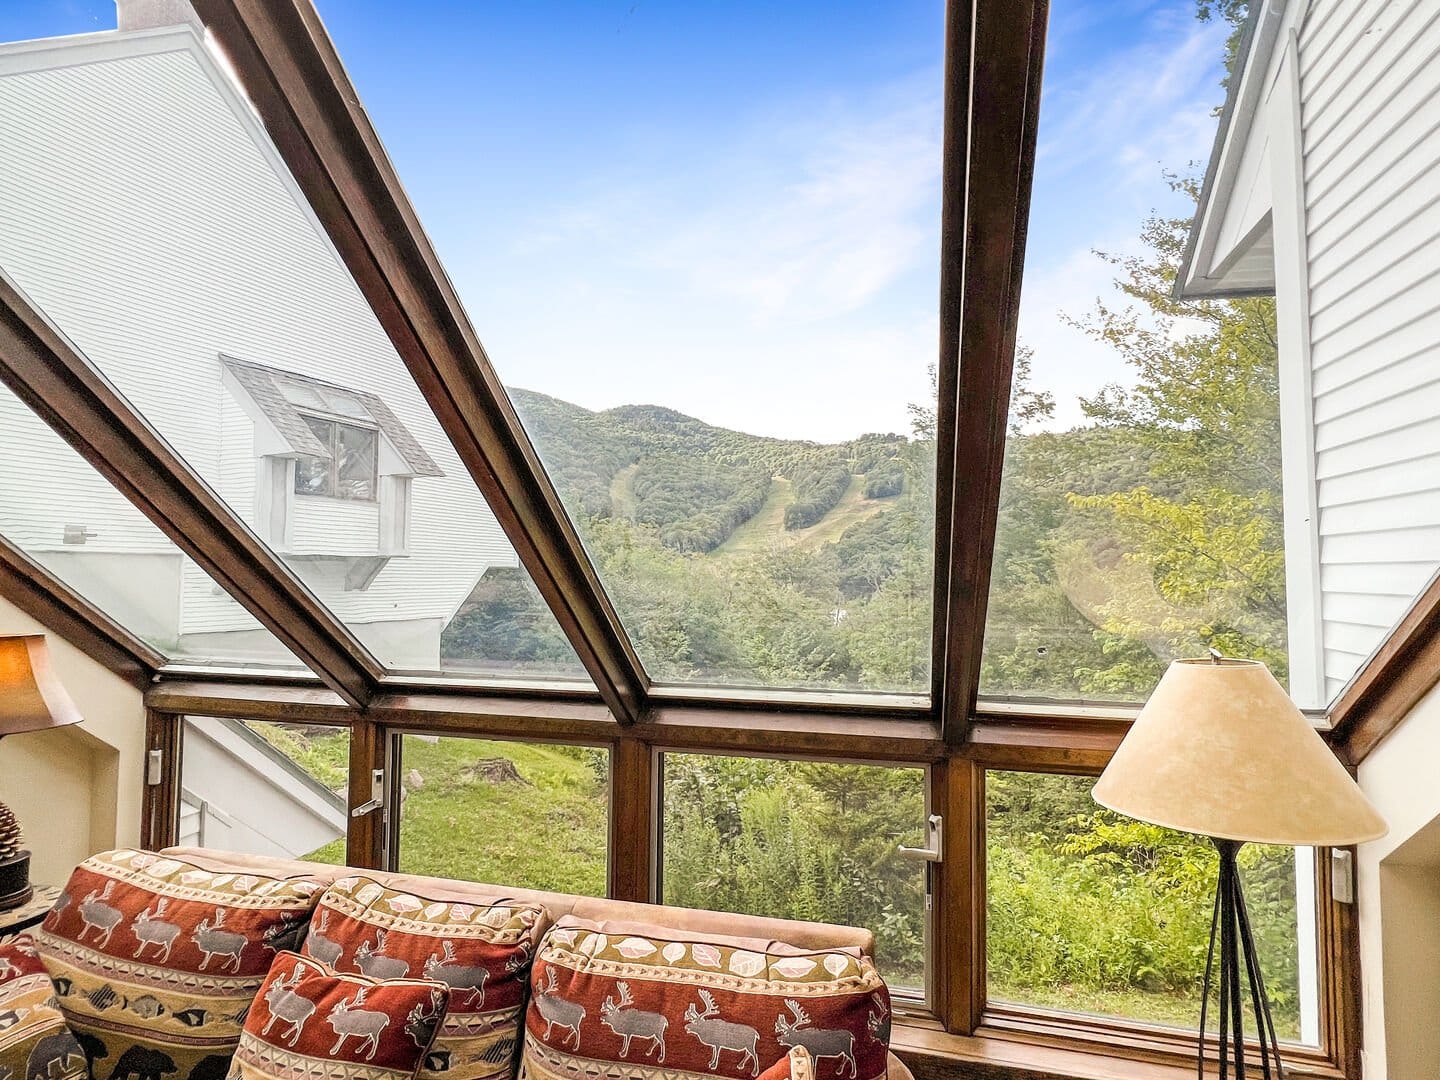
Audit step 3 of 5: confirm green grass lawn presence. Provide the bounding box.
[392,737,608,896]
[245,722,349,790]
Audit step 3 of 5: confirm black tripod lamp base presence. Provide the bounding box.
[1199,838,1284,1079]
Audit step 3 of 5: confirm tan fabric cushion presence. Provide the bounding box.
[231,951,447,1080]
[0,934,87,1080]
[160,849,875,953]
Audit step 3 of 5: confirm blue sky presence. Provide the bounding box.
[4,1,1231,440]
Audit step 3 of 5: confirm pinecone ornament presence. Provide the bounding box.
[0,803,22,862]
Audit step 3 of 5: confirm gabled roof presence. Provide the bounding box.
[1174,1,1289,299]
[221,354,444,476]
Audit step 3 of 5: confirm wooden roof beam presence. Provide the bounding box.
[190,0,648,723]
[0,534,163,691]
[936,0,1049,742]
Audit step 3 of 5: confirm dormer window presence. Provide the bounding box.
[294,416,379,501]
[219,355,444,588]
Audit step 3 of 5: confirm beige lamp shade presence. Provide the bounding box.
[1093,658,1386,847]
[0,635,83,737]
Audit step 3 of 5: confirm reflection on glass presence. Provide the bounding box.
[310,4,945,694]
[0,384,307,669]
[395,736,609,896]
[661,753,928,995]
[181,717,349,864]
[295,417,379,502]
[978,4,1287,703]
[985,771,1316,1044]
[0,11,586,682]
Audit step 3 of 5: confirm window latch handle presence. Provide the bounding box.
[351,768,384,818]
[897,814,943,863]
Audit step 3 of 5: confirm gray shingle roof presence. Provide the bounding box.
[221,354,444,477]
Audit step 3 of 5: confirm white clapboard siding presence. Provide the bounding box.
[1322,559,1437,598]
[1318,453,1440,506]
[292,499,382,556]
[1312,345,1440,415]
[1299,0,1440,697]
[0,29,522,665]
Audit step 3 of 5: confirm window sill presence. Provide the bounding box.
[891,1016,1348,1080]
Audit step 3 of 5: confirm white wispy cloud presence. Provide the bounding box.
[1016,4,1231,431]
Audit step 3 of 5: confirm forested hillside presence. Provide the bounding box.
[509,388,912,553]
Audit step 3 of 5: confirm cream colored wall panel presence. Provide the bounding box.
[0,595,145,885]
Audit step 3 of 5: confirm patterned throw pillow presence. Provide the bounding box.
[0,934,87,1080]
[33,849,326,1080]
[520,918,890,1080]
[231,952,448,1080]
[300,876,547,1080]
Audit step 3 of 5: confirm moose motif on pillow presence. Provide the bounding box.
[521,917,890,1080]
[231,952,450,1080]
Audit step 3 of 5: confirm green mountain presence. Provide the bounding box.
[509,388,915,553]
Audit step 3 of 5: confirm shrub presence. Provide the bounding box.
[863,464,904,499]
[785,461,852,530]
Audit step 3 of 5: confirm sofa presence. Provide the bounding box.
[8,847,913,1080]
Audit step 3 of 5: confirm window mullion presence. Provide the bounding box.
[932,756,983,1033]
[346,716,385,869]
[609,736,654,903]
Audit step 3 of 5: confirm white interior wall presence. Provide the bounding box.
[1356,682,1440,1080]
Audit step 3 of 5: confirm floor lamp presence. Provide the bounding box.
[1093,656,1386,1078]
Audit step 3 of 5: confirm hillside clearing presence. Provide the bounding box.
[608,462,640,519]
[714,476,793,554]
[789,474,899,549]
[716,474,898,557]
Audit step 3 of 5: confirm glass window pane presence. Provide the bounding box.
[394,735,609,897]
[336,423,378,501]
[985,771,1318,1045]
[294,453,331,498]
[181,716,349,864]
[978,4,1288,704]
[0,383,307,670]
[0,8,588,684]
[661,753,928,996]
[314,5,944,696]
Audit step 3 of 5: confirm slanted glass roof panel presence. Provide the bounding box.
[0,16,588,684]
[0,383,307,670]
[978,3,1290,705]
[314,4,943,696]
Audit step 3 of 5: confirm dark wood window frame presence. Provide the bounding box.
[139,681,1362,1080]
